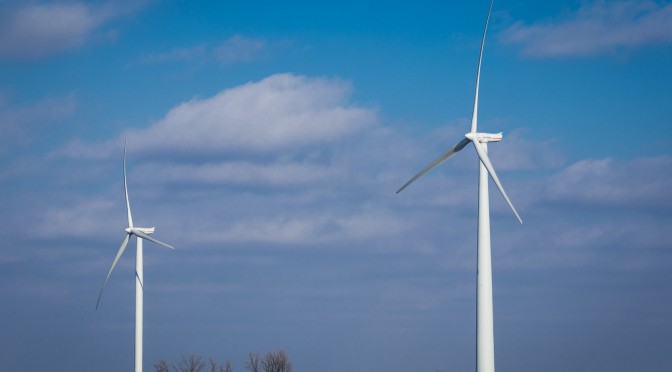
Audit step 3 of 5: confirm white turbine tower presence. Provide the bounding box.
[96,141,174,372]
[396,1,522,372]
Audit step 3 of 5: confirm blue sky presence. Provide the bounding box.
[1,1,671,371]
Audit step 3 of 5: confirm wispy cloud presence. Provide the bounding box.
[139,35,270,66]
[544,156,672,209]
[0,94,77,152]
[138,44,208,64]
[215,34,267,65]
[501,0,672,58]
[37,199,116,239]
[0,1,148,60]
[197,211,409,245]
[152,161,333,187]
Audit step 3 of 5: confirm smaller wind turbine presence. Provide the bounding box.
[96,140,174,372]
[396,1,521,372]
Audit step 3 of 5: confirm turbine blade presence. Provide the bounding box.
[133,230,175,250]
[123,140,133,228]
[471,140,523,224]
[396,138,470,194]
[469,0,494,134]
[96,233,131,310]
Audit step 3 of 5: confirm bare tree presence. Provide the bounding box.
[154,360,171,372]
[261,350,292,372]
[209,358,234,372]
[245,352,260,372]
[175,355,205,372]
[222,360,233,372]
[156,356,232,372]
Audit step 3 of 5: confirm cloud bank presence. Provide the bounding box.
[37,73,670,269]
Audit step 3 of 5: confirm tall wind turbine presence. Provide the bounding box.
[396,1,522,371]
[96,141,175,372]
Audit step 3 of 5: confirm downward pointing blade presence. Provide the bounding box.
[96,233,131,310]
[471,140,523,224]
[123,140,133,228]
[396,138,471,194]
[133,229,175,250]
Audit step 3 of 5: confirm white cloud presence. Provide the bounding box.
[501,0,672,58]
[0,1,147,60]
[124,73,377,156]
[53,73,376,162]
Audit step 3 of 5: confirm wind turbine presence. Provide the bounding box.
[96,141,174,372]
[396,1,522,372]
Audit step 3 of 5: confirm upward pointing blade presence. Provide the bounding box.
[470,0,494,134]
[133,229,175,250]
[123,140,133,228]
[96,233,131,310]
[396,138,471,194]
[471,139,523,224]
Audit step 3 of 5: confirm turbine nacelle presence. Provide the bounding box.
[125,227,156,235]
[465,132,502,143]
